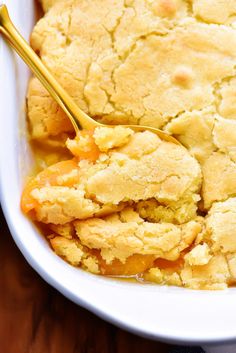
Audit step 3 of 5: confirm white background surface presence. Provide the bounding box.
[1,1,236,350]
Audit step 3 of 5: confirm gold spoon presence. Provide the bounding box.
[0,4,179,145]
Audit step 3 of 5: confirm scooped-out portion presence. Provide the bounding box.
[22,127,215,287]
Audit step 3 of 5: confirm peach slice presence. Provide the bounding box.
[21,159,79,214]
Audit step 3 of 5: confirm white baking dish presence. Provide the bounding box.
[1,1,236,349]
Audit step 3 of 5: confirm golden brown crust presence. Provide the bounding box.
[74,209,201,263]
[28,0,236,211]
[29,1,236,139]
[26,0,236,289]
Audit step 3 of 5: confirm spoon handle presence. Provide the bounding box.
[0,4,97,133]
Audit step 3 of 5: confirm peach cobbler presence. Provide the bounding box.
[22,0,236,289]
